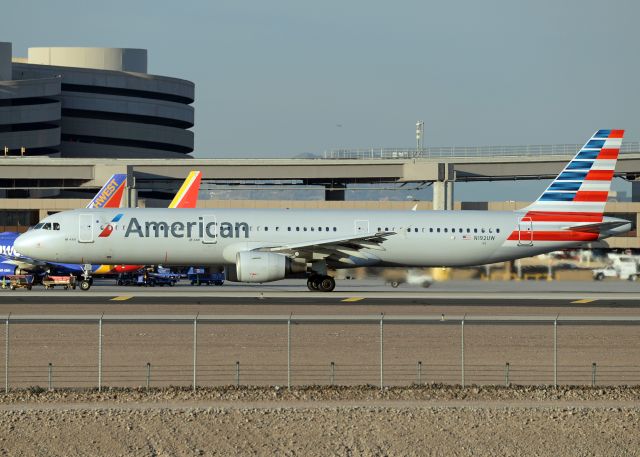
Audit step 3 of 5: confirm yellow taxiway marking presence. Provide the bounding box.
[571,298,597,304]
[110,296,133,301]
[341,297,365,302]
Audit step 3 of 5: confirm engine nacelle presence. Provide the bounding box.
[227,251,305,283]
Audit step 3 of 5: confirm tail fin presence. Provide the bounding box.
[522,129,624,216]
[168,171,202,209]
[86,174,127,209]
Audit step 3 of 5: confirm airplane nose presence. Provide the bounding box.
[14,232,36,256]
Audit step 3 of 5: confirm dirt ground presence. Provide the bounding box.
[0,386,639,456]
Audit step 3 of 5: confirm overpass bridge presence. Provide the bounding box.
[1,141,640,209]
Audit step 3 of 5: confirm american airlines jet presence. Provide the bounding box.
[14,130,631,291]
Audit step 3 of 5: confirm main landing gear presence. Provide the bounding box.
[307,274,336,292]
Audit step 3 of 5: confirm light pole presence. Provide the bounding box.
[415,121,424,157]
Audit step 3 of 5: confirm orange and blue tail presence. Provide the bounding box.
[86,174,127,209]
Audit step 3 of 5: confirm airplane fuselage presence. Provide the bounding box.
[15,208,611,268]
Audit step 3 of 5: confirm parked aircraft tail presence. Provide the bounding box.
[86,174,127,209]
[169,171,202,209]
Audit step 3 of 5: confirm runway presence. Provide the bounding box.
[1,279,640,316]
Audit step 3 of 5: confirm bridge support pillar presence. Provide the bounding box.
[124,186,138,208]
[433,181,454,210]
[632,181,640,202]
[325,183,346,201]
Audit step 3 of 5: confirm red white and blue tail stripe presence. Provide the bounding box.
[523,129,623,214]
[508,130,624,244]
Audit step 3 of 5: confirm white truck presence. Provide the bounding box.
[593,255,638,281]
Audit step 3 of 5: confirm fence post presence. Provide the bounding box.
[236,361,240,387]
[287,314,291,389]
[553,317,558,387]
[505,362,510,387]
[192,315,198,391]
[380,314,384,389]
[48,363,53,390]
[417,361,422,385]
[330,362,335,386]
[461,316,465,388]
[146,362,151,391]
[98,315,103,392]
[592,362,597,387]
[4,315,9,393]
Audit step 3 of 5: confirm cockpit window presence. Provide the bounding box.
[42,223,52,230]
[53,223,60,230]
[33,223,44,230]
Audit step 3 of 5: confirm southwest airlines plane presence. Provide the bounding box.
[3,171,202,280]
[14,131,631,291]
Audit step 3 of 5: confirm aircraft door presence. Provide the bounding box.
[202,215,217,244]
[354,220,369,235]
[518,217,533,246]
[78,214,94,243]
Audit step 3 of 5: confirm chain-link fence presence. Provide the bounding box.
[1,314,640,390]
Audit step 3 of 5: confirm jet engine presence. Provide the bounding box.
[227,251,306,283]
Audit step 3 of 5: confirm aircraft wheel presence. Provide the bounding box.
[595,273,604,281]
[80,280,91,291]
[319,276,336,292]
[307,276,320,291]
[391,281,400,288]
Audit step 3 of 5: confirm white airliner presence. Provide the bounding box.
[14,130,632,291]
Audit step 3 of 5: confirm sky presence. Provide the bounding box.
[3,0,638,200]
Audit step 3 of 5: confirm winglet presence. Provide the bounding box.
[169,171,202,209]
[86,174,127,209]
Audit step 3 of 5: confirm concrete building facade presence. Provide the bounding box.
[0,42,194,158]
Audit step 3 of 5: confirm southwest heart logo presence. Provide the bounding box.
[99,214,123,238]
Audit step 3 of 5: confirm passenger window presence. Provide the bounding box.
[481,228,485,233]
[303,227,307,231]
[429,228,433,233]
[287,227,291,231]
[325,227,329,232]
[318,227,322,231]
[377,227,381,232]
[296,227,300,231]
[385,227,389,231]
[414,228,418,233]
[444,228,448,233]
[459,228,463,233]
[467,228,470,233]
[310,227,314,231]
[474,228,478,233]
[489,228,493,233]
[407,228,411,233]
[265,227,269,232]
[333,227,337,232]
[437,228,440,233]
[496,228,500,233]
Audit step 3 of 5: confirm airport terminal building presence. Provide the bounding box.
[0,42,194,159]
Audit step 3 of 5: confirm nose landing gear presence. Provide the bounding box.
[79,264,93,291]
[307,274,336,292]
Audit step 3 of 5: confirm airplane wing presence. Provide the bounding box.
[169,171,202,208]
[256,231,396,265]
